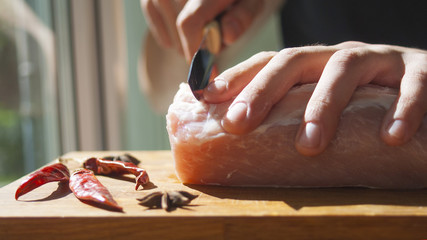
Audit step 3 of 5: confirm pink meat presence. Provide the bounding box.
[166,83,427,188]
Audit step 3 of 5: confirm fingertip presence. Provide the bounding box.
[221,97,276,136]
[204,78,227,102]
[295,121,326,156]
[206,79,227,93]
[203,65,230,103]
[381,119,410,146]
[221,102,249,134]
[297,122,321,148]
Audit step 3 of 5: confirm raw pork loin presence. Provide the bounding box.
[166,83,427,188]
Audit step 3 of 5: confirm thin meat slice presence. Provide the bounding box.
[166,83,427,189]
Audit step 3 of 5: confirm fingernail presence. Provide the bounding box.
[225,102,247,123]
[387,119,406,140]
[297,122,321,148]
[207,79,227,94]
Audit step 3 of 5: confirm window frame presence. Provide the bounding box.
[68,0,126,151]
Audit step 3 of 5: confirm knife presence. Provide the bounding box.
[187,20,221,100]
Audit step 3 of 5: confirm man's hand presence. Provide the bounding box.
[203,41,427,156]
[141,0,264,62]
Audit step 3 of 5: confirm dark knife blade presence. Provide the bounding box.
[187,20,220,100]
[187,48,215,100]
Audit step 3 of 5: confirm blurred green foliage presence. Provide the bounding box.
[0,105,23,187]
[0,29,24,187]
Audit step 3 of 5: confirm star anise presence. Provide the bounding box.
[138,190,198,212]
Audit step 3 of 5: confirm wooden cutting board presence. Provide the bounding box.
[1,151,427,240]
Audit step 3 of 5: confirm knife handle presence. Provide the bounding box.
[203,20,221,55]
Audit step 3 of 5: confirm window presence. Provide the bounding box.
[0,0,281,187]
[0,0,172,187]
[0,0,61,185]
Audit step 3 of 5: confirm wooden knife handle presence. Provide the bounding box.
[203,20,221,55]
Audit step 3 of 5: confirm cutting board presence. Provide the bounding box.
[1,151,427,240]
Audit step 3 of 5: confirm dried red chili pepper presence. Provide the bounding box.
[15,162,70,200]
[102,153,141,165]
[69,169,123,212]
[83,157,149,190]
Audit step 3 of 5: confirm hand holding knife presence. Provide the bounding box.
[187,20,221,100]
